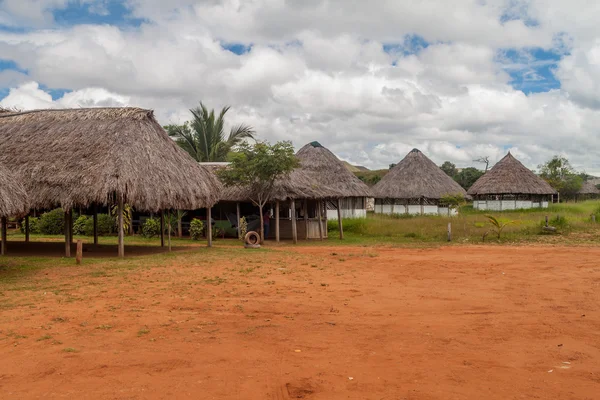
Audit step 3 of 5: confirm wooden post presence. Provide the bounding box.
[545,215,549,227]
[207,207,213,248]
[303,199,308,240]
[118,196,124,258]
[93,204,98,245]
[420,197,424,215]
[391,201,395,215]
[177,211,183,238]
[76,240,83,265]
[64,209,71,257]
[337,198,344,240]
[236,202,241,239]
[1,216,7,256]
[447,222,452,242]
[167,217,172,252]
[69,209,74,244]
[291,199,297,244]
[275,200,280,243]
[317,200,324,241]
[592,214,596,223]
[160,210,165,248]
[25,214,30,243]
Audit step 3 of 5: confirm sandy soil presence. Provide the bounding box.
[1,245,599,399]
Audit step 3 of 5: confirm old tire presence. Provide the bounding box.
[245,231,260,245]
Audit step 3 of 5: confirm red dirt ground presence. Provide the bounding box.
[1,245,599,399]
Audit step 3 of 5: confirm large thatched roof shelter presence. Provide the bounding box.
[578,180,600,196]
[296,142,371,221]
[372,149,468,215]
[468,152,556,210]
[0,107,222,256]
[0,162,29,255]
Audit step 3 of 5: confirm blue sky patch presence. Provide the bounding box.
[498,48,562,94]
[384,34,430,57]
[53,0,145,28]
[0,59,28,74]
[221,42,252,55]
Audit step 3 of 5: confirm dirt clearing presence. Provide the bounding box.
[1,245,599,399]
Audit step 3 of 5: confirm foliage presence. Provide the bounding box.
[538,156,583,199]
[189,218,205,240]
[20,217,40,234]
[453,167,484,190]
[163,211,178,235]
[389,163,397,169]
[141,218,161,238]
[483,215,517,241]
[355,170,386,186]
[218,141,299,242]
[539,215,570,234]
[439,193,467,214]
[38,208,65,235]
[327,218,367,234]
[110,203,133,234]
[83,214,115,236]
[165,102,255,162]
[238,216,248,241]
[73,215,89,235]
[440,161,457,177]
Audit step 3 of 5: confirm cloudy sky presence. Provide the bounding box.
[1,1,599,173]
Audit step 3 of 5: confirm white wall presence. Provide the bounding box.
[475,199,550,210]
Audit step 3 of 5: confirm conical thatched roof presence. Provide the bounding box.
[296,142,371,198]
[578,180,600,195]
[0,108,222,211]
[468,152,556,196]
[372,149,468,199]
[0,162,28,217]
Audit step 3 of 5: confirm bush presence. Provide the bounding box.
[189,218,204,240]
[239,216,248,241]
[141,218,160,238]
[327,218,367,234]
[83,214,115,236]
[38,208,65,235]
[73,215,89,235]
[539,215,570,234]
[20,217,41,234]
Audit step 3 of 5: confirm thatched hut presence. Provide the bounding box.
[296,142,371,220]
[0,107,222,256]
[467,152,556,210]
[576,180,600,201]
[0,162,29,255]
[372,148,468,215]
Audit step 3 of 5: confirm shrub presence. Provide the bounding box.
[238,216,248,241]
[189,218,204,240]
[20,217,40,234]
[540,215,570,234]
[83,214,115,236]
[38,208,65,235]
[141,218,160,238]
[73,215,89,235]
[328,218,367,234]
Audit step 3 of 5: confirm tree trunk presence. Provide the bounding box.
[337,198,344,240]
[160,210,165,247]
[0,216,7,256]
[177,211,182,238]
[259,205,264,244]
[275,201,280,243]
[207,207,213,248]
[118,196,124,258]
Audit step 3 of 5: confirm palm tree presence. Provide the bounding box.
[166,102,255,162]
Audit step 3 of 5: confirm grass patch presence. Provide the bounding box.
[63,347,79,353]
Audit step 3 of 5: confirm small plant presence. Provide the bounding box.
[540,215,570,234]
[73,215,88,235]
[213,226,225,239]
[141,218,160,238]
[238,216,248,241]
[137,328,150,337]
[483,215,517,241]
[189,218,204,240]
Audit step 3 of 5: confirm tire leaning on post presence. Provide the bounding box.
[244,231,261,249]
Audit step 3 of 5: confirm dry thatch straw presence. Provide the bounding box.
[0,162,28,217]
[468,152,556,196]
[578,180,600,195]
[0,108,222,211]
[296,141,371,198]
[372,148,468,199]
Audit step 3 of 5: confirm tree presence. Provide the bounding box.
[538,156,583,200]
[454,167,484,190]
[218,141,299,243]
[440,161,457,177]
[473,156,490,172]
[165,102,255,162]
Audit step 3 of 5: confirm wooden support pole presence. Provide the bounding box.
[303,199,308,240]
[207,207,213,248]
[592,214,596,223]
[447,222,452,242]
[93,204,98,245]
[545,215,549,227]
[317,200,324,241]
[236,202,241,239]
[420,197,424,215]
[337,198,344,240]
[275,200,280,243]
[69,209,74,244]
[118,196,125,258]
[160,210,165,248]
[25,214,30,243]
[1,216,7,256]
[64,209,71,257]
[177,211,183,238]
[291,199,297,244]
[167,216,172,252]
[76,240,83,265]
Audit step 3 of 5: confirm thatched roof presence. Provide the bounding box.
[296,142,371,198]
[372,148,468,199]
[0,108,222,211]
[0,162,28,217]
[578,180,600,195]
[468,152,557,196]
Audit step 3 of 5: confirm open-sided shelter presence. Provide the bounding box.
[0,162,29,255]
[372,149,468,215]
[576,180,600,201]
[468,152,556,210]
[0,107,221,257]
[296,142,371,220]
